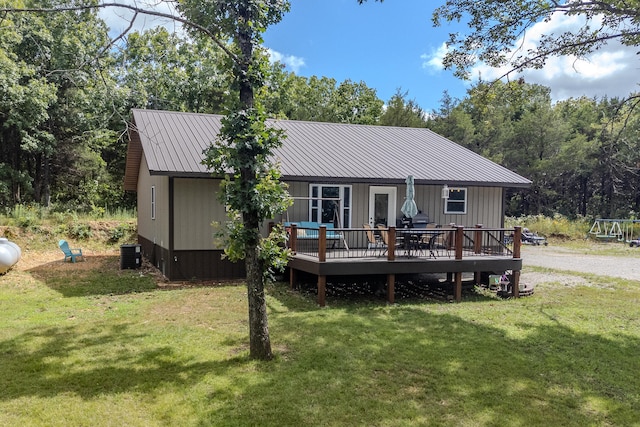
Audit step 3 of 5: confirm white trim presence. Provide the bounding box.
[368,186,397,226]
[444,187,467,214]
[151,185,156,220]
[308,184,352,228]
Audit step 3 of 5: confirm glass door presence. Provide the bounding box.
[368,186,397,227]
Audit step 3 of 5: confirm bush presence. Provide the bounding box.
[69,223,93,239]
[505,214,591,240]
[107,223,136,243]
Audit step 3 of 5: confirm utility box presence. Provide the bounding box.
[120,244,142,269]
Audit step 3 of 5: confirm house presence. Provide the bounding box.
[124,109,531,282]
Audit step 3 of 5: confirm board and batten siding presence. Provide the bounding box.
[280,182,503,229]
[411,185,504,228]
[173,178,227,250]
[137,156,170,249]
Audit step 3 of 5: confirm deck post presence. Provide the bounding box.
[512,270,521,298]
[474,224,483,285]
[290,224,298,253]
[512,226,522,298]
[455,226,464,260]
[474,224,483,254]
[454,272,462,302]
[289,267,297,290]
[388,226,396,261]
[387,274,395,304]
[318,225,327,262]
[319,226,327,262]
[318,275,326,306]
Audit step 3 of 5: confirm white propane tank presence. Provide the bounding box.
[0,238,21,274]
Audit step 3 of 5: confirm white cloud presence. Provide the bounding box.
[98,0,182,36]
[420,42,448,73]
[267,48,306,73]
[469,12,640,101]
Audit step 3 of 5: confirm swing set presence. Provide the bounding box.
[588,219,640,243]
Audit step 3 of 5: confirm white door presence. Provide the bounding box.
[368,186,397,227]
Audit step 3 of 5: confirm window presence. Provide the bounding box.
[309,184,352,227]
[151,186,156,220]
[444,187,467,214]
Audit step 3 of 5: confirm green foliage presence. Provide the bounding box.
[379,88,427,128]
[107,223,136,243]
[259,66,386,124]
[432,0,640,81]
[69,222,93,240]
[506,214,592,240]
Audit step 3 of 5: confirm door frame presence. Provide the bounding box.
[368,186,397,227]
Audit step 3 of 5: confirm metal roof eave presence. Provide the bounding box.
[148,170,532,188]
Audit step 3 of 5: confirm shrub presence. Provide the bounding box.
[505,214,591,240]
[69,223,93,239]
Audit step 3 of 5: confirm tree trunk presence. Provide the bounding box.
[245,239,273,360]
[237,3,273,361]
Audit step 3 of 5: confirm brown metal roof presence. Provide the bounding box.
[125,109,531,188]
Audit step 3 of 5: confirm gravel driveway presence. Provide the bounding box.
[521,245,640,281]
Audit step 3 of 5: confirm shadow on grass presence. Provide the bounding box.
[269,271,499,312]
[28,255,159,297]
[200,303,640,426]
[0,322,241,401]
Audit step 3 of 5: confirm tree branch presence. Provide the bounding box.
[0,2,240,64]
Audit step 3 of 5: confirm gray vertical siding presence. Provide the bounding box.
[162,177,504,251]
[137,157,170,250]
[281,182,504,229]
[174,178,227,250]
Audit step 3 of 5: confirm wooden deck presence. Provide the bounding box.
[286,225,524,306]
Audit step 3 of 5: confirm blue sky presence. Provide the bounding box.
[99,0,639,111]
[263,0,459,112]
[262,0,639,111]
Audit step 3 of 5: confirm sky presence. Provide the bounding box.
[100,0,640,112]
[262,0,639,111]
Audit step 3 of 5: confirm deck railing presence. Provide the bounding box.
[284,224,522,261]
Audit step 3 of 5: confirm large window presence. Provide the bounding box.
[444,187,467,214]
[309,184,352,228]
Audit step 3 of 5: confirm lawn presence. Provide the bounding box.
[1,247,639,426]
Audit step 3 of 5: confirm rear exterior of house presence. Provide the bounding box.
[125,109,530,281]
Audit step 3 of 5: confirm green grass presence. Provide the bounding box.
[2,248,639,426]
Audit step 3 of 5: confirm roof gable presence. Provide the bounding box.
[125,109,531,188]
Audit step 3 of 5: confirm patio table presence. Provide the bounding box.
[397,229,442,258]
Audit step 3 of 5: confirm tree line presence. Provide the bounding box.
[2,8,638,219]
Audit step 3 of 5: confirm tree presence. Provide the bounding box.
[329,79,384,125]
[432,0,640,90]
[1,0,385,361]
[0,0,120,210]
[379,89,427,128]
[115,28,230,114]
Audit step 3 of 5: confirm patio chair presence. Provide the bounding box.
[58,239,84,263]
[377,224,402,256]
[363,224,384,256]
[431,231,452,258]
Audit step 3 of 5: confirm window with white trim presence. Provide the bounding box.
[151,185,156,220]
[309,184,352,227]
[444,187,467,214]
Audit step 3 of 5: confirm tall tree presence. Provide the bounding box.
[380,88,427,128]
[176,0,292,360]
[115,28,230,114]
